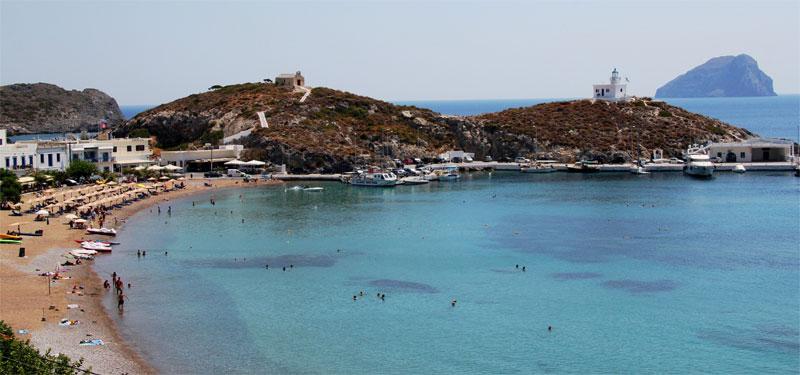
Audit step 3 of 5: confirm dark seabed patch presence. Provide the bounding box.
[700,326,800,354]
[188,254,337,269]
[601,279,679,294]
[368,279,440,294]
[549,272,603,280]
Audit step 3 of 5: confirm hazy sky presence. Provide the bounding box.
[2,0,798,105]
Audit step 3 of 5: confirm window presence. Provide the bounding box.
[0,139,3,145]
[620,88,623,92]
[104,167,109,172]
[135,145,145,151]
[29,156,33,165]
[73,154,79,161]
[102,152,109,162]
[13,157,17,167]
[595,89,599,93]
[56,154,61,162]
[40,154,45,163]
[740,152,745,159]
[113,146,117,152]
[48,154,53,167]
[717,152,722,157]
[4,157,8,167]
[127,145,132,152]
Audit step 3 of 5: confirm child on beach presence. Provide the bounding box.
[118,293,128,309]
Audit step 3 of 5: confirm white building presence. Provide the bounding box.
[107,138,153,171]
[35,142,69,171]
[707,138,793,162]
[437,150,475,162]
[593,68,629,102]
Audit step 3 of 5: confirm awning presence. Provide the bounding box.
[189,158,235,163]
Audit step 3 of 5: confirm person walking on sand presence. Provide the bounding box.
[118,293,129,309]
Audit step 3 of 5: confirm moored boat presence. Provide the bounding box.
[0,234,22,240]
[0,239,22,244]
[86,228,117,236]
[69,249,97,259]
[732,164,746,173]
[349,172,398,187]
[80,242,112,252]
[683,154,714,178]
[436,166,461,181]
[521,164,555,173]
[567,161,600,173]
[400,177,430,185]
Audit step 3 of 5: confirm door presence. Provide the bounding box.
[762,150,770,161]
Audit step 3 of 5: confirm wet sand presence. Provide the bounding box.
[0,177,278,374]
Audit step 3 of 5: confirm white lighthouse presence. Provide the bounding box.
[592,68,629,102]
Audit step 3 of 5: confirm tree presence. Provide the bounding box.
[0,170,22,204]
[263,79,273,84]
[65,159,98,181]
[48,170,68,185]
[208,85,223,91]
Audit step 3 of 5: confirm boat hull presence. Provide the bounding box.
[86,229,117,236]
[683,164,714,178]
[522,167,554,173]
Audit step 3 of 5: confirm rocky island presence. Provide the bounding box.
[655,54,776,98]
[0,83,125,135]
[114,82,755,173]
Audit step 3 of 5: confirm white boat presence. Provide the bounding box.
[349,172,398,187]
[436,166,461,181]
[521,164,555,173]
[683,154,714,178]
[732,164,746,173]
[422,171,439,181]
[303,187,324,191]
[400,177,430,185]
[629,164,649,175]
[69,249,97,259]
[80,242,112,252]
[86,227,117,236]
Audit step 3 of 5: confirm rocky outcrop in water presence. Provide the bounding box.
[0,83,125,136]
[655,54,777,98]
[114,83,755,173]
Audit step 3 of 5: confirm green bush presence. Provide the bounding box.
[200,130,224,146]
[659,110,673,117]
[634,100,645,107]
[128,128,150,138]
[0,172,22,204]
[709,126,726,135]
[0,321,90,374]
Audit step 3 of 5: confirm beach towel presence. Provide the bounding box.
[17,329,28,334]
[66,304,79,309]
[59,319,80,326]
[78,339,103,346]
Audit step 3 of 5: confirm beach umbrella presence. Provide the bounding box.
[177,177,186,181]
[8,222,28,233]
[224,159,245,166]
[134,166,147,170]
[159,176,171,181]
[163,164,183,171]
[147,177,157,181]
[244,160,266,166]
[35,209,49,216]
[73,219,87,223]
[148,165,165,171]
[64,214,78,220]
[106,181,118,186]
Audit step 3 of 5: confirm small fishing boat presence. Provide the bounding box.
[0,234,22,240]
[732,164,746,173]
[86,228,117,236]
[436,166,461,181]
[74,239,119,246]
[567,161,600,173]
[521,164,555,173]
[400,177,430,185]
[69,249,97,260]
[349,172,398,187]
[303,186,324,192]
[0,239,23,244]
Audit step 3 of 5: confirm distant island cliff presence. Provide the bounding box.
[0,83,125,135]
[655,54,776,98]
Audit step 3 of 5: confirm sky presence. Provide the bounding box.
[1,0,798,105]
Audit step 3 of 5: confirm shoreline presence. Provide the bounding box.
[0,177,280,374]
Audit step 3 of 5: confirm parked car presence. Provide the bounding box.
[463,156,473,163]
[669,157,682,164]
[483,156,492,162]
[413,158,422,164]
[204,171,223,178]
[404,168,421,176]
[403,158,415,165]
[64,179,79,186]
[452,157,463,163]
[514,157,531,163]
[499,157,513,163]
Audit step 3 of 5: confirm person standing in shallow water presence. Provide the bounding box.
[118,293,128,309]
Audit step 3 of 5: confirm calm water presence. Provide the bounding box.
[96,172,799,374]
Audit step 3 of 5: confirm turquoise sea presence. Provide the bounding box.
[96,172,799,374]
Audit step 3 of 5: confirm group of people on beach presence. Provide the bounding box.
[104,271,129,309]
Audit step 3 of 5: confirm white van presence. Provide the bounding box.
[227,169,245,177]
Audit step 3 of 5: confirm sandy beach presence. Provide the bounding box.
[0,177,278,374]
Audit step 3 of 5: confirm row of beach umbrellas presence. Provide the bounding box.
[223,160,266,167]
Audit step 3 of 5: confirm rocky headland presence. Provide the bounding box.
[655,54,776,98]
[114,83,755,173]
[0,83,125,135]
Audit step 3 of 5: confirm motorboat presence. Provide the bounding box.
[567,161,600,173]
[86,227,117,236]
[422,171,439,181]
[629,163,649,175]
[302,186,324,192]
[80,242,112,252]
[74,239,119,246]
[436,166,461,181]
[521,164,555,173]
[400,177,430,185]
[683,154,714,178]
[349,172,398,187]
[0,234,22,240]
[732,164,746,173]
[0,239,22,244]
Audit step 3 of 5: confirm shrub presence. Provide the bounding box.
[634,100,645,107]
[0,321,90,374]
[0,173,21,204]
[128,128,150,138]
[659,110,673,117]
[65,159,98,180]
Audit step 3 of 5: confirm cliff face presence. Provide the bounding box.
[0,83,125,135]
[114,83,755,173]
[655,54,777,98]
